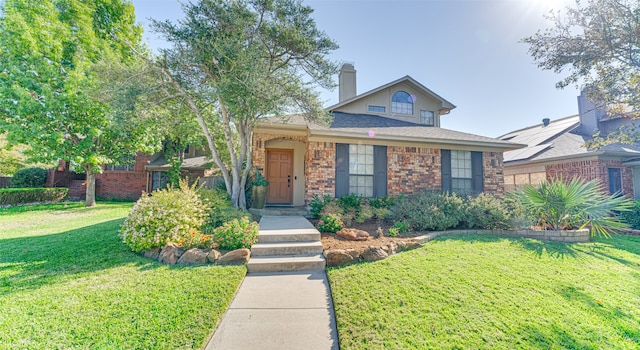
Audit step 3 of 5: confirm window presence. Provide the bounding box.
[152,171,170,191]
[105,155,135,172]
[348,145,374,197]
[441,150,483,194]
[336,144,387,198]
[391,91,414,115]
[420,110,435,126]
[608,168,622,194]
[368,105,386,113]
[451,150,472,192]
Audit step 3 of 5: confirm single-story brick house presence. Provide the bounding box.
[499,91,640,198]
[253,63,522,206]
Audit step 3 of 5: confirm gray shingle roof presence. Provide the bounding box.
[500,115,640,163]
[260,112,522,149]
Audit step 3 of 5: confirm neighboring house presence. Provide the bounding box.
[252,63,522,206]
[47,145,212,200]
[499,91,640,198]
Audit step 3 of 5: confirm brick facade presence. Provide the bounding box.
[306,141,336,201]
[387,146,441,196]
[253,131,507,203]
[545,159,634,196]
[95,153,151,200]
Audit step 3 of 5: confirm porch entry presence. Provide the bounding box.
[266,149,293,205]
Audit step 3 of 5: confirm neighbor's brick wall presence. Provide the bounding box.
[306,141,336,202]
[483,152,504,196]
[545,159,633,196]
[387,146,441,196]
[95,153,151,200]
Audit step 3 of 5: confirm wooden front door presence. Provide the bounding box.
[266,149,293,204]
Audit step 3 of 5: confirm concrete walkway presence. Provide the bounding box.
[205,217,339,350]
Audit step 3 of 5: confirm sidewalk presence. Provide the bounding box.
[205,217,339,349]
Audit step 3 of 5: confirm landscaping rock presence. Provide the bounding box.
[361,247,388,261]
[218,248,250,265]
[346,248,361,259]
[396,240,422,251]
[158,243,185,265]
[177,248,209,265]
[381,242,398,255]
[207,249,222,262]
[142,247,161,260]
[337,228,370,241]
[325,249,356,267]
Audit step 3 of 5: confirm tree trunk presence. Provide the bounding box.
[85,166,96,207]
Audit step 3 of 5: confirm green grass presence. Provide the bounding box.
[328,234,640,349]
[0,202,246,349]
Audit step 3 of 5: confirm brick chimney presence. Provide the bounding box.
[339,63,357,102]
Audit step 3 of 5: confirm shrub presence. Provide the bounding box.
[388,221,409,237]
[309,194,332,218]
[463,194,512,230]
[178,230,216,250]
[198,188,250,229]
[390,191,465,231]
[369,195,397,209]
[119,179,208,252]
[0,188,68,206]
[317,214,344,233]
[355,204,374,224]
[514,177,633,236]
[213,217,259,250]
[620,200,640,230]
[338,193,362,211]
[10,167,47,188]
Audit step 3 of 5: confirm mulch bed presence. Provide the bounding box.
[308,219,424,251]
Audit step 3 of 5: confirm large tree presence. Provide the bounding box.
[132,0,338,209]
[522,0,640,146]
[0,0,159,206]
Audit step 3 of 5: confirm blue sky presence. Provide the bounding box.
[131,0,580,138]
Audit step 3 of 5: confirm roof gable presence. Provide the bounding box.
[327,75,456,112]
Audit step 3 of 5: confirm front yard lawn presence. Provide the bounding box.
[328,234,640,349]
[0,202,245,349]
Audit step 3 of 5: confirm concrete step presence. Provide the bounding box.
[247,254,326,273]
[251,241,323,256]
[257,229,320,243]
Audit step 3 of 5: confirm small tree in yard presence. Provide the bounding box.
[131,0,338,209]
[522,0,640,147]
[0,0,160,206]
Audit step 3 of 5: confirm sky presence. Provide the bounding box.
[131,0,581,138]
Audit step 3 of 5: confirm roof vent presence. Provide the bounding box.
[542,118,551,127]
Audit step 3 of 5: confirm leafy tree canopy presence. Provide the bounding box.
[0,0,160,205]
[522,0,640,146]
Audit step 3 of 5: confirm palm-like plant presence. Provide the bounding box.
[515,177,633,236]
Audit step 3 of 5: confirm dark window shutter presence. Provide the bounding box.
[471,151,484,194]
[373,146,387,197]
[335,143,349,197]
[441,150,451,192]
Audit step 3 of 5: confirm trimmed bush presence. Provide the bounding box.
[620,200,640,230]
[463,194,512,230]
[318,214,344,233]
[10,167,47,188]
[309,194,332,218]
[213,217,259,250]
[0,188,68,206]
[119,180,208,252]
[391,191,465,231]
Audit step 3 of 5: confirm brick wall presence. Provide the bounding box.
[483,152,504,196]
[545,159,633,196]
[306,141,336,201]
[95,153,151,200]
[252,133,307,171]
[387,146,441,196]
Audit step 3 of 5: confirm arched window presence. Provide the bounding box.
[391,91,414,115]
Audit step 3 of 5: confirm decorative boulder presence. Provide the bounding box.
[325,249,356,267]
[142,247,161,260]
[381,242,398,256]
[218,248,251,265]
[207,249,222,263]
[159,243,185,265]
[337,228,370,241]
[403,240,423,251]
[177,248,210,265]
[361,247,388,262]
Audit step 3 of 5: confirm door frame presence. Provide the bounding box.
[265,148,294,205]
